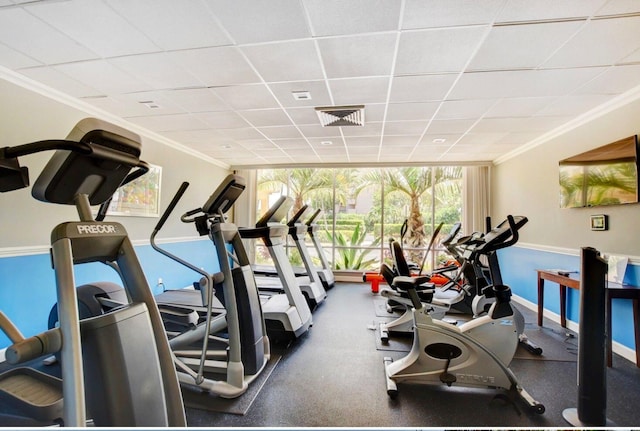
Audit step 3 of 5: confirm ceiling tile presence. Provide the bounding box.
[0,43,41,69]
[193,111,250,129]
[106,0,232,50]
[381,135,420,146]
[212,84,279,110]
[207,0,310,44]
[457,132,509,145]
[155,88,230,112]
[402,0,505,29]
[390,74,457,102]
[343,137,380,147]
[426,119,475,134]
[543,16,640,68]
[468,21,583,71]
[596,0,640,16]
[385,102,439,121]
[127,113,209,132]
[54,59,153,94]
[286,107,324,126]
[89,94,185,118]
[484,97,555,117]
[329,77,390,105]
[25,0,158,58]
[318,33,396,79]
[435,99,495,120]
[535,94,612,116]
[396,27,488,75]
[271,138,311,149]
[303,0,401,36]
[341,122,383,137]
[257,125,303,140]
[269,80,332,108]
[471,116,569,133]
[18,66,102,97]
[239,109,293,127]
[298,124,342,138]
[419,134,463,146]
[383,121,427,135]
[218,127,266,141]
[169,47,260,87]
[241,40,323,82]
[0,7,98,64]
[239,140,278,150]
[496,0,608,23]
[449,68,606,99]
[576,64,640,95]
[109,53,203,91]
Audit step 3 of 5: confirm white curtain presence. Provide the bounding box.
[463,165,490,234]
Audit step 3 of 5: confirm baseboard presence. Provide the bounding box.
[513,294,637,365]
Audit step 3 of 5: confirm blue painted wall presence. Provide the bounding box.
[0,239,219,348]
[499,246,640,353]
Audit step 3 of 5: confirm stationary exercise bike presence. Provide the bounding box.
[383,215,545,414]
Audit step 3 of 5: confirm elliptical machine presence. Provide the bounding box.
[149,176,271,398]
[383,215,545,414]
[0,118,185,426]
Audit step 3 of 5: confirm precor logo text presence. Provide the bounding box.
[77,224,117,234]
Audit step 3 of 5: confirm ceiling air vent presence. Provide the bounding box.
[315,105,365,127]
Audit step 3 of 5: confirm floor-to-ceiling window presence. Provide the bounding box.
[254,166,465,273]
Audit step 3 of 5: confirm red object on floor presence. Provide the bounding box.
[363,272,386,293]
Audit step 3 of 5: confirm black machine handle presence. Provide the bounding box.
[154,182,190,232]
[479,215,521,255]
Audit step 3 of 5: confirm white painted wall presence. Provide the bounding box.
[492,95,640,258]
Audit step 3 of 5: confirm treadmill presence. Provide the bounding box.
[250,197,324,310]
[239,197,312,341]
[304,208,336,290]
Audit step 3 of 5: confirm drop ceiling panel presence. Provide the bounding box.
[1,1,640,168]
[303,0,401,36]
[329,77,390,105]
[317,33,396,79]
[0,43,40,69]
[194,111,250,129]
[212,84,280,110]
[385,102,439,121]
[543,16,640,68]
[435,99,495,120]
[127,113,209,132]
[389,74,457,102]
[25,0,158,58]
[396,27,488,75]
[268,80,332,108]
[495,0,608,23]
[19,66,102,97]
[206,0,310,44]
[402,0,505,29]
[383,121,427,136]
[241,40,323,82]
[449,68,606,99]
[468,21,584,71]
[484,97,555,118]
[0,7,98,64]
[257,125,303,140]
[109,53,203,91]
[54,60,153,95]
[169,47,260,87]
[576,64,640,95]
[154,88,230,113]
[239,109,293,127]
[106,0,232,50]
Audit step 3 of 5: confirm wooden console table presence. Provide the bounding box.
[536,269,579,328]
[536,269,640,368]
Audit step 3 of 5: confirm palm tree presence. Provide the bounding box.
[362,166,462,264]
[258,168,335,215]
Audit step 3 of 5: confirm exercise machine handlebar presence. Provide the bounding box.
[154,181,190,233]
